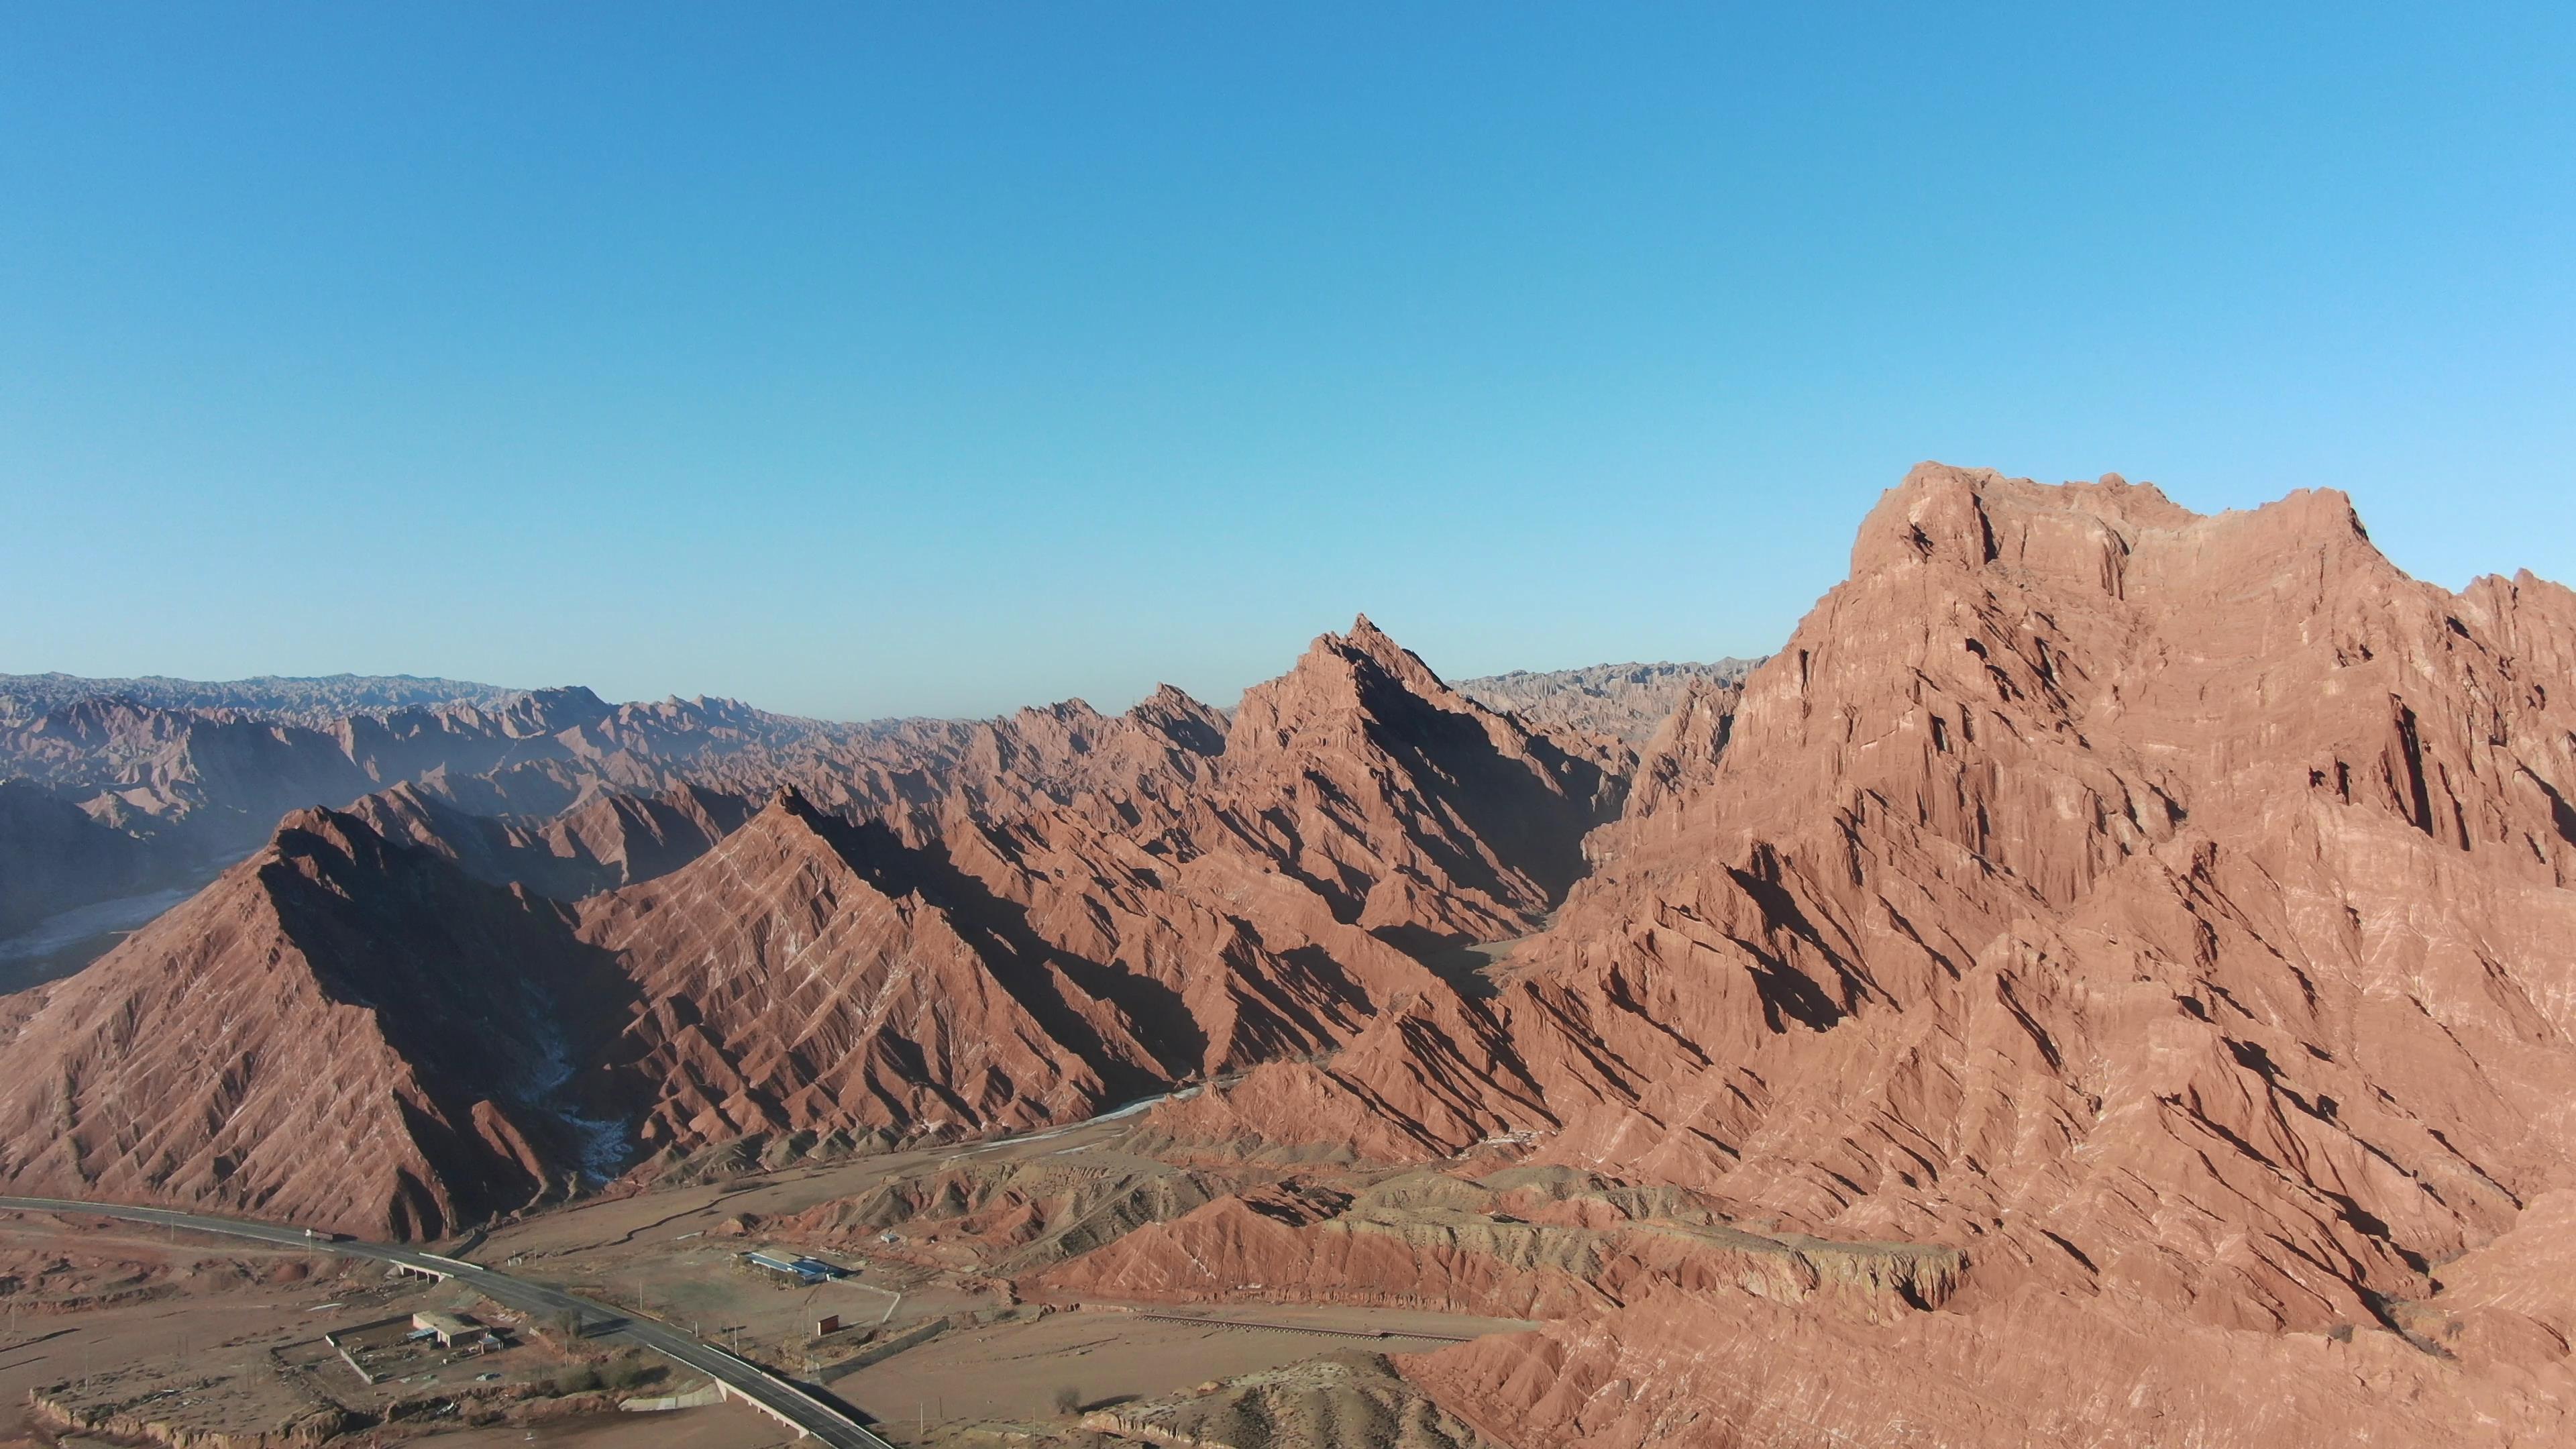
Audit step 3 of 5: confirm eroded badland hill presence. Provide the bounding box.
[6,465,2575,1448]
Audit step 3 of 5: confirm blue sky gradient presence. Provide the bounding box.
[4,5,2570,718]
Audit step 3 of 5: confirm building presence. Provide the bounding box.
[411,1311,499,1351]
[743,1250,844,1284]
[745,1250,824,1284]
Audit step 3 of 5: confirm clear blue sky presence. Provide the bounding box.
[4,5,2569,720]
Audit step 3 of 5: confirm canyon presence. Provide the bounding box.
[5,465,2575,1447]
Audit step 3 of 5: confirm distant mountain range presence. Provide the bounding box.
[0,671,529,727]
[0,656,1741,949]
[3,661,1758,741]
[1456,658,1760,743]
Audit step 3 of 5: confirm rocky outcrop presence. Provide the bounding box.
[1214,619,1625,950]
[775,1157,1238,1274]
[1079,1350,1498,1449]
[1034,1166,1960,1323]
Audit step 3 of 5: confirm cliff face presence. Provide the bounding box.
[1156,466,2576,1446]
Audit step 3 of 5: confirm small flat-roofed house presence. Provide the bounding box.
[412,1311,496,1349]
[745,1250,826,1284]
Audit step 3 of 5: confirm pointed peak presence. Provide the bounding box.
[273,802,369,843]
[1017,698,1108,725]
[1338,613,1408,659]
[1130,681,1220,720]
[1312,614,1450,697]
[765,784,823,820]
[691,787,861,881]
[1128,683,1228,755]
[757,786,882,857]
[372,778,437,808]
[504,684,616,731]
[264,804,421,885]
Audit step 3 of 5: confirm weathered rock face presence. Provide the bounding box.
[1161,467,2576,1446]
[1404,1278,2570,1449]
[1215,619,1627,950]
[0,808,596,1238]
[578,790,1128,1152]
[778,1156,1239,1275]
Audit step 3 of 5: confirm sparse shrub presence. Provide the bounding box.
[602,1354,656,1390]
[1053,1385,1084,1415]
[553,1365,602,1395]
[2328,1323,2355,1343]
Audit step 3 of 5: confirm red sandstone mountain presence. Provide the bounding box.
[575,624,1621,1166]
[16,464,2573,1445]
[1138,466,2576,1446]
[575,790,1132,1155]
[0,808,593,1237]
[0,615,1620,1228]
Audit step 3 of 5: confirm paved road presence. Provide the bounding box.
[0,1087,1224,1444]
[0,1195,893,1448]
